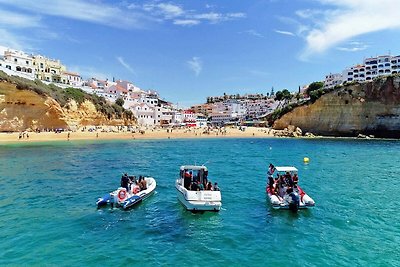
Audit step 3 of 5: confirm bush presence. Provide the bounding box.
[115,97,124,107]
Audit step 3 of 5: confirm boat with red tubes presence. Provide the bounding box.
[266,166,315,212]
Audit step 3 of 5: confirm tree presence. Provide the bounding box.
[275,90,283,101]
[306,81,324,95]
[281,89,291,100]
[115,97,124,107]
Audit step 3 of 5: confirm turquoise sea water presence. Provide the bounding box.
[1,138,400,266]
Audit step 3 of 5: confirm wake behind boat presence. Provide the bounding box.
[175,165,222,212]
[266,165,315,212]
[97,174,156,210]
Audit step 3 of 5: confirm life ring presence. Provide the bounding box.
[133,186,140,194]
[118,189,127,201]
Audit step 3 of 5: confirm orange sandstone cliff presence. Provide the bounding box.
[0,81,134,132]
[273,76,400,138]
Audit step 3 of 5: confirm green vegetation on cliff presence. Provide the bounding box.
[0,71,134,121]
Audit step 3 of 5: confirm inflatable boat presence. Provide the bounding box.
[97,176,156,210]
[266,166,315,212]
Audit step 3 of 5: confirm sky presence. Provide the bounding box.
[0,0,400,107]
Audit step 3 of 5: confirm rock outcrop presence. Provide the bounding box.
[0,81,134,132]
[273,76,400,138]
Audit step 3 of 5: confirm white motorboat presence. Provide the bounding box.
[175,165,222,212]
[266,166,315,212]
[97,176,156,210]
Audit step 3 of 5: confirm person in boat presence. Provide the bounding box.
[137,176,143,190]
[121,173,130,191]
[278,182,286,197]
[184,170,192,189]
[141,177,147,190]
[198,180,204,190]
[214,182,220,191]
[267,163,275,176]
[206,181,213,190]
[292,173,299,186]
[190,181,199,191]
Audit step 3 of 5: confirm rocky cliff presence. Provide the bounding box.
[273,76,400,138]
[0,81,134,132]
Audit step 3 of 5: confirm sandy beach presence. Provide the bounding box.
[0,126,275,143]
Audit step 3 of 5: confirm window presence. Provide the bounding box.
[14,58,17,62]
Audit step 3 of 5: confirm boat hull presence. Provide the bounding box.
[266,186,315,210]
[176,185,221,212]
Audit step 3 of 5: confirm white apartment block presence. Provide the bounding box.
[61,71,83,87]
[324,73,343,89]
[0,49,35,80]
[243,99,273,119]
[131,103,155,126]
[210,112,234,124]
[325,54,400,87]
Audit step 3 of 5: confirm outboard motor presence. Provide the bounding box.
[288,191,300,212]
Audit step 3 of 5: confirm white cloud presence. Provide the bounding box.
[116,56,135,75]
[173,19,200,26]
[274,30,295,36]
[300,0,400,58]
[336,41,369,52]
[0,0,151,29]
[127,2,245,26]
[187,57,202,76]
[157,3,184,18]
[192,12,246,24]
[0,1,245,29]
[242,30,264,38]
[0,9,41,28]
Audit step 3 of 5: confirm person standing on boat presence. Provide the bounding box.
[267,164,275,188]
[121,173,130,191]
[184,170,192,189]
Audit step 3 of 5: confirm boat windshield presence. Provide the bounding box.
[180,168,207,183]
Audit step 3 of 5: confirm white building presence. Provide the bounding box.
[210,112,234,125]
[324,73,343,89]
[196,115,207,127]
[0,49,35,80]
[130,103,155,126]
[327,54,400,86]
[61,71,83,87]
[243,99,274,119]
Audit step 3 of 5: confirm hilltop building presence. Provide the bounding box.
[0,49,35,79]
[324,54,400,88]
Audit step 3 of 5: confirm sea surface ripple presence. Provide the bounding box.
[0,138,399,266]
